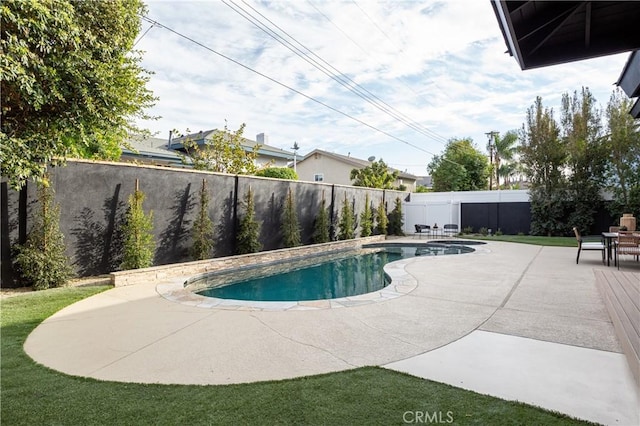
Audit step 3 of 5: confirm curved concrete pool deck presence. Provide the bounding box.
[25,240,639,425]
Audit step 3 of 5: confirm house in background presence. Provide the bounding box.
[295,149,417,190]
[120,135,186,167]
[416,176,433,190]
[169,130,293,168]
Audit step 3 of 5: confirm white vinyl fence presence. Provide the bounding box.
[402,190,530,234]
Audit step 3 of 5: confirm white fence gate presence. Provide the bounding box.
[402,201,460,234]
[401,190,530,235]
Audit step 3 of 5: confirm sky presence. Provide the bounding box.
[134,0,630,176]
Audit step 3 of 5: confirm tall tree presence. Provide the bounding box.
[387,197,404,236]
[236,187,262,254]
[337,194,355,240]
[281,188,301,247]
[181,122,265,175]
[121,181,155,270]
[375,200,388,235]
[14,180,72,290]
[520,97,566,192]
[313,197,330,243]
[1,0,156,190]
[190,179,214,260]
[492,130,519,189]
[359,194,373,237]
[428,138,489,192]
[560,87,606,233]
[604,88,640,218]
[350,159,398,189]
[520,97,567,236]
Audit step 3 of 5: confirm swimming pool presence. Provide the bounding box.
[188,242,478,302]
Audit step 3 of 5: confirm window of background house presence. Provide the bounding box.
[314,173,324,182]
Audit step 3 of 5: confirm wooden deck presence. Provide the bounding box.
[594,269,640,388]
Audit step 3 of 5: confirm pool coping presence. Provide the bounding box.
[156,242,490,311]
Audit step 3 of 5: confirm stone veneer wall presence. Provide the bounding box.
[110,235,386,287]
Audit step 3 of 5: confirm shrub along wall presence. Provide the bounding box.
[1,160,407,286]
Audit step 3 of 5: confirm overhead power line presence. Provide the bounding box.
[137,14,463,167]
[308,0,452,143]
[223,0,449,145]
[349,0,453,104]
[133,23,155,47]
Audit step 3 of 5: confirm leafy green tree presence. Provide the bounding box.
[520,97,568,236]
[350,159,398,189]
[181,123,266,175]
[520,97,566,192]
[236,187,262,254]
[387,197,404,236]
[561,87,606,233]
[313,197,330,243]
[497,161,522,189]
[14,181,72,290]
[360,194,373,237]
[191,179,214,260]
[282,188,301,247]
[415,185,430,193]
[121,182,155,270]
[337,195,355,240]
[491,130,519,189]
[256,167,298,180]
[604,88,640,218]
[1,0,156,190]
[375,200,388,235]
[528,188,571,236]
[428,138,489,191]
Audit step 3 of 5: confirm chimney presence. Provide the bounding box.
[168,130,173,149]
[256,133,268,144]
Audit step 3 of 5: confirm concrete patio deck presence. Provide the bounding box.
[25,240,639,425]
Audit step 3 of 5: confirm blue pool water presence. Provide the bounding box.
[193,243,477,302]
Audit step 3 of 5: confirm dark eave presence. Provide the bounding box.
[617,50,640,98]
[492,1,640,70]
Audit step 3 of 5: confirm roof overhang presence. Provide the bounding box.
[491,1,640,70]
[617,50,640,118]
[617,50,640,98]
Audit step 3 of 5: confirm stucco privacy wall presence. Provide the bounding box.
[1,160,407,286]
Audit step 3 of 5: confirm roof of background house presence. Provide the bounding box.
[416,176,433,187]
[122,136,185,163]
[170,130,293,160]
[299,149,418,180]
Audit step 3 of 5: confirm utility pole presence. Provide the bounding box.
[485,131,498,190]
[291,141,300,173]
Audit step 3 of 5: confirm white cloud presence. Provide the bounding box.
[135,0,631,175]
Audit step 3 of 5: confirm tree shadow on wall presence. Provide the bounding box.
[262,192,282,250]
[215,191,234,257]
[155,184,194,265]
[70,184,126,276]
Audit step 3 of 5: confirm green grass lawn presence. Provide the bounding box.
[462,234,577,247]
[0,287,595,425]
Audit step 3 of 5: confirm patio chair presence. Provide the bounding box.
[614,231,640,269]
[443,224,458,237]
[414,224,430,239]
[572,227,605,264]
